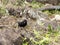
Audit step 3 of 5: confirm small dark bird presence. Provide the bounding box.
[18,20,27,27]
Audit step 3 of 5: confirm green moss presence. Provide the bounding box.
[42,9,60,16]
[29,1,44,8]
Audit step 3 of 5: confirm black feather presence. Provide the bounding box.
[18,20,27,27]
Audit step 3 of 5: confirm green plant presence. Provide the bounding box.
[29,30,50,45]
[22,26,60,45]
[42,9,60,16]
[16,0,25,6]
[0,6,8,16]
[23,38,28,45]
[30,1,44,8]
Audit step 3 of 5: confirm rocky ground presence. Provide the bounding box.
[0,0,60,45]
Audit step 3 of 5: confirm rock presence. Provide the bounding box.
[27,9,38,19]
[55,15,60,20]
[22,6,49,21]
[51,14,60,21]
[13,37,23,45]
